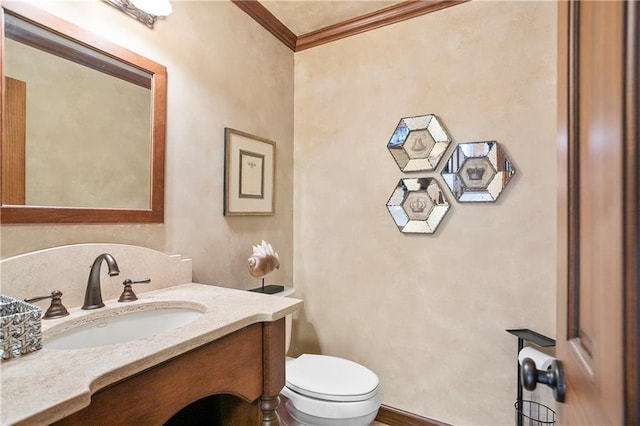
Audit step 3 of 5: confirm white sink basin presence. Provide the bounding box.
[44,306,204,350]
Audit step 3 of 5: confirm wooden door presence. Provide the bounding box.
[1,76,26,204]
[557,1,638,425]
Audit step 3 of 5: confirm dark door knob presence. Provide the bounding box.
[521,357,566,402]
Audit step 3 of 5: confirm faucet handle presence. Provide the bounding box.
[118,278,151,302]
[25,290,70,320]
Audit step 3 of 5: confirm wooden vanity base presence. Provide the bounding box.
[53,319,285,425]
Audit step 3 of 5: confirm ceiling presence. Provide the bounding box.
[258,1,405,35]
[234,0,468,51]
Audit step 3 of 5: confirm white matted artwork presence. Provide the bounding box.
[224,128,275,216]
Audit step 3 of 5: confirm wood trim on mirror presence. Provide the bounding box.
[0,2,166,224]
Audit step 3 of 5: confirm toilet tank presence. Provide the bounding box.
[275,287,295,354]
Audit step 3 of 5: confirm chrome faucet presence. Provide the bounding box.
[82,253,120,310]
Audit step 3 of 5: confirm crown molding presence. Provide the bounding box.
[232,0,469,52]
[231,0,297,51]
[296,0,469,51]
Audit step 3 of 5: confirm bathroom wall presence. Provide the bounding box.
[0,0,295,290]
[292,2,557,425]
[1,1,557,424]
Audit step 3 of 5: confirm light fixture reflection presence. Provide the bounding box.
[131,0,173,17]
[103,0,172,28]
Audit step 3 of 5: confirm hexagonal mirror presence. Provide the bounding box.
[387,114,451,172]
[441,141,516,202]
[386,178,450,234]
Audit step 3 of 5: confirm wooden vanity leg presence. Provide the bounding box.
[261,395,281,425]
[262,318,285,426]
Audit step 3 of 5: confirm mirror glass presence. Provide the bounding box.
[386,177,450,234]
[440,141,516,202]
[387,114,451,172]
[1,4,166,223]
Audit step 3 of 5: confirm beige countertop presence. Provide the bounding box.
[1,283,302,426]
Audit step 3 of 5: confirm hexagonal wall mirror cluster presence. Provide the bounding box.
[385,114,516,234]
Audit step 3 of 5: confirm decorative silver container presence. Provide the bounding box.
[0,295,42,360]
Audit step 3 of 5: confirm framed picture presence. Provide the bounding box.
[224,128,276,216]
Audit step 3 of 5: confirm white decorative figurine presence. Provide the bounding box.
[247,240,280,278]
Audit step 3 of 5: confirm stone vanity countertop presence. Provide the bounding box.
[0,283,302,426]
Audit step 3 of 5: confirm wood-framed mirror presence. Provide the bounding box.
[0,2,166,224]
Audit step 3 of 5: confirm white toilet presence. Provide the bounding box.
[276,288,381,426]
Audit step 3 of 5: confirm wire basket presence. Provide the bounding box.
[515,400,556,426]
[0,295,43,361]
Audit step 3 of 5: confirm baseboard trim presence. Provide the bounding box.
[375,404,452,426]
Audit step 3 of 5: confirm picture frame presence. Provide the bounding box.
[224,128,276,216]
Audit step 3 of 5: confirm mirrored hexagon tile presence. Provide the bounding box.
[386,178,450,234]
[440,141,516,202]
[386,114,452,172]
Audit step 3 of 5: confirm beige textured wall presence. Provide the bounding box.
[1,1,558,424]
[292,2,557,425]
[0,0,295,291]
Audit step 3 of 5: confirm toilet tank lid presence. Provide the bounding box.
[286,354,379,402]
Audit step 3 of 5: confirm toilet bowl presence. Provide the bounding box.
[275,288,381,426]
[281,354,381,426]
